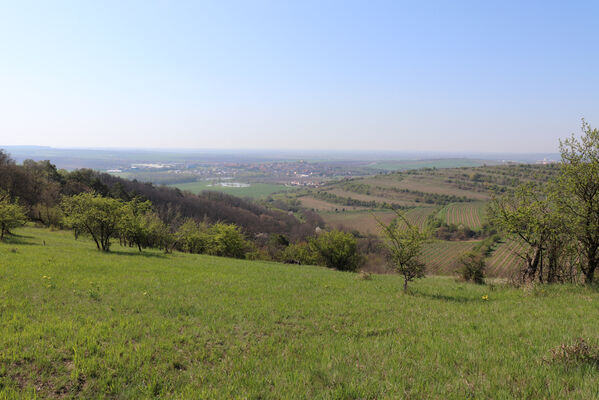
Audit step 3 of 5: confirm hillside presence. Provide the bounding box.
[285,164,561,277]
[2,227,599,398]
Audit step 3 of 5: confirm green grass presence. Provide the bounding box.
[168,181,289,198]
[2,227,599,398]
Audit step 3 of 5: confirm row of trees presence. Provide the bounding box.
[62,192,252,258]
[489,121,599,284]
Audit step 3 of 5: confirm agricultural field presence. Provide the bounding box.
[363,158,493,171]
[320,210,396,235]
[419,240,481,275]
[437,202,488,230]
[486,240,526,278]
[169,181,289,199]
[2,227,599,398]
[298,196,368,212]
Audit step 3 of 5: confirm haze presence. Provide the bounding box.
[1,1,598,152]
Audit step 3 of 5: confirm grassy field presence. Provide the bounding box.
[169,181,288,198]
[2,227,599,398]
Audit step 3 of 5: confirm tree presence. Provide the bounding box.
[120,198,154,252]
[555,120,599,283]
[488,183,559,282]
[176,218,208,254]
[144,213,176,253]
[62,193,125,251]
[458,251,486,284]
[376,211,428,292]
[309,230,363,272]
[0,192,27,240]
[205,222,249,259]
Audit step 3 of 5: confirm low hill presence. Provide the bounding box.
[1,227,599,398]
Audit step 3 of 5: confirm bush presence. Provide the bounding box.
[548,338,599,368]
[281,242,319,265]
[309,230,363,271]
[205,222,249,259]
[177,219,209,254]
[458,251,486,284]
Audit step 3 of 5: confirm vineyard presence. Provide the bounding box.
[437,202,487,230]
[419,240,481,275]
[321,210,395,235]
[396,207,436,231]
[486,240,525,277]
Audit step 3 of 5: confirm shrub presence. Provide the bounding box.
[205,222,249,259]
[548,338,599,368]
[458,251,486,284]
[309,230,363,271]
[177,219,208,254]
[281,242,319,265]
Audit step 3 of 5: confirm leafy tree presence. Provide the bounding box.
[309,230,363,272]
[205,222,249,259]
[376,211,428,292]
[488,183,560,282]
[62,193,125,251]
[555,120,599,283]
[176,218,208,254]
[144,213,176,253]
[120,198,154,252]
[458,251,486,284]
[281,242,319,265]
[0,192,27,240]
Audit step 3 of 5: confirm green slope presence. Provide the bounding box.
[1,227,599,398]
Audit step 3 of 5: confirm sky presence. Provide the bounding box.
[1,1,598,153]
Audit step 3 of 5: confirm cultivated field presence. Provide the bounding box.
[437,202,487,230]
[420,240,481,275]
[320,210,396,235]
[2,227,599,398]
[486,240,526,278]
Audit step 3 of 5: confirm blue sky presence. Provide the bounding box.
[1,0,598,152]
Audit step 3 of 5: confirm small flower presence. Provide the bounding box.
[482,295,489,301]
[143,292,147,296]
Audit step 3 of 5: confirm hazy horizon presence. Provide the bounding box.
[1,1,598,152]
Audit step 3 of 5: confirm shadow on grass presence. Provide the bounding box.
[109,250,168,259]
[1,234,38,246]
[411,290,477,303]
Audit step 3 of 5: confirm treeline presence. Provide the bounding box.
[311,190,407,210]
[0,150,323,241]
[375,186,474,205]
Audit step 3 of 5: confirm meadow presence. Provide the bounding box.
[1,227,599,399]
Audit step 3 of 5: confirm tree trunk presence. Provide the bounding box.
[584,248,598,284]
[403,278,408,292]
[525,247,541,282]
